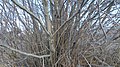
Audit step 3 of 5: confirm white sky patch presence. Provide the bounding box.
[111,4,120,14]
[0,0,119,32]
[16,17,25,31]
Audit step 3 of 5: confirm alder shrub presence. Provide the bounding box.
[0,0,120,67]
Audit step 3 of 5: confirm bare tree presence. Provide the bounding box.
[0,0,120,67]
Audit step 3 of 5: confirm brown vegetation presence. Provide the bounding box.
[0,0,120,67]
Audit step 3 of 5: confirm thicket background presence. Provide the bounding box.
[0,0,120,67]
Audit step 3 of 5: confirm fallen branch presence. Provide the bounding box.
[0,45,50,59]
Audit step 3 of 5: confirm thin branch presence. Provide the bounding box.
[11,0,50,36]
[0,45,50,59]
[94,56,110,66]
[52,9,80,37]
[97,2,107,40]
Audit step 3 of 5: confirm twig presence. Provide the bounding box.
[81,54,92,67]
[42,58,45,67]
